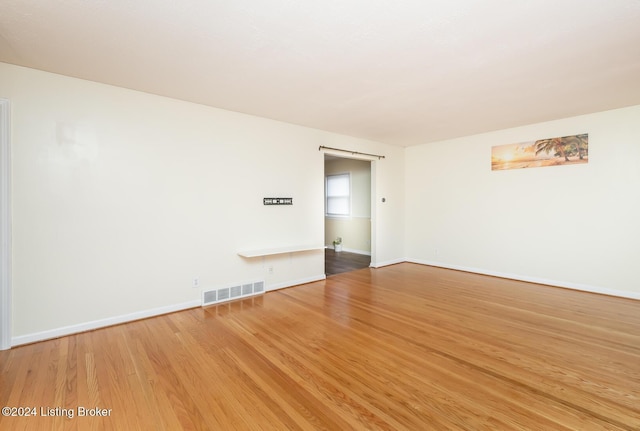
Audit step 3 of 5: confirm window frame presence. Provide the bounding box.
[325,172,351,217]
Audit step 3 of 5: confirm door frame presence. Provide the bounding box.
[1,98,11,350]
[323,153,376,267]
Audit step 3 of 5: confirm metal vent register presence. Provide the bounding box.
[202,280,265,306]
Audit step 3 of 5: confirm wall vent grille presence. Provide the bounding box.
[218,287,230,301]
[203,290,217,304]
[202,280,265,306]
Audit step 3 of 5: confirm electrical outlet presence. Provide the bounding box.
[267,266,274,274]
[192,277,200,288]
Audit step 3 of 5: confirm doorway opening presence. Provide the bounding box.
[324,154,372,276]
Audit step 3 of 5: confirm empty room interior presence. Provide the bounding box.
[1,1,639,430]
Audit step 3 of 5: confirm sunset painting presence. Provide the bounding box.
[491,133,588,171]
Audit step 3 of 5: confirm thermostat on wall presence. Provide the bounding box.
[263,197,293,205]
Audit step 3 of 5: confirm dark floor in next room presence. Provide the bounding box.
[325,248,371,276]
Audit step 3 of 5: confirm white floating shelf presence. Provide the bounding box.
[238,245,326,258]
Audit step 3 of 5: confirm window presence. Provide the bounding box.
[326,173,350,216]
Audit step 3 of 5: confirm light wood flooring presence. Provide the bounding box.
[1,263,639,430]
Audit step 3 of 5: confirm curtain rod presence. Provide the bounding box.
[318,145,385,160]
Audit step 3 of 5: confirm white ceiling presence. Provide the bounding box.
[1,0,640,146]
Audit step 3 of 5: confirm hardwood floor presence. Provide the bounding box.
[324,248,370,276]
[1,263,639,430]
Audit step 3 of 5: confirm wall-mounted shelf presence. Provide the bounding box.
[238,245,326,258]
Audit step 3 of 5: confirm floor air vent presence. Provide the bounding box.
[202,280,265,306]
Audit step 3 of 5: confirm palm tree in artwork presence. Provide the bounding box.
[569,133,588,159]
[533,134,588,162]
[534,137,570,161]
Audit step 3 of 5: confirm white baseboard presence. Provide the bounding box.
[11,299,201,347]
[267,274,326,291]
[341,247,371,256]
[14,260,636,348]
[325,245,371,256]
[406,258,640,301]
[11,274,325,347]
[370,258,405,268]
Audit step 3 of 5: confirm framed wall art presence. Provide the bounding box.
[492,133,588,171]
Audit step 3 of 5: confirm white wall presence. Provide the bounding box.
[371,149,405,267]
[14,59,634,342]
[324,157,371,254]
[0,62,405,342]
[405,105,640,298]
